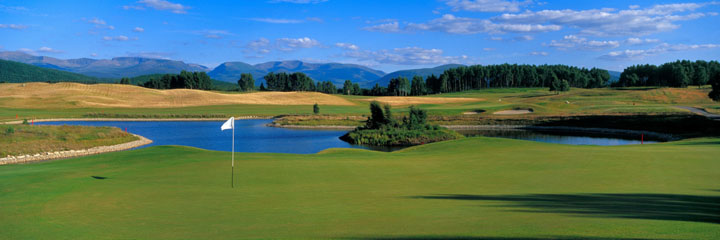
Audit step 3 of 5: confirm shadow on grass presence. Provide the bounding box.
[410,193,720,224]
[344,236,663,240]
[671,139,720,145]
[91,176,107,179]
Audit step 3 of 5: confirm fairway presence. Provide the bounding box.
[1,137,718,239]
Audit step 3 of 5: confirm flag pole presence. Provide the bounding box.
[231,119,235,188]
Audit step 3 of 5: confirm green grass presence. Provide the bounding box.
[0,124,137,156]
[1,137,719,239]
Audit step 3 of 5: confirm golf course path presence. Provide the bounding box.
[675,106,720,120]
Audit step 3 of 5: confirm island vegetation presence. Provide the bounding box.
[340,102,463,146]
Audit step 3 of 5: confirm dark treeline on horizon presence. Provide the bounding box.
[238,64,611,96]
[358,64,610,96]
[615,60,720,88]
[137,70,213,90]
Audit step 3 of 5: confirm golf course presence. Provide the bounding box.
[3,0,720,238]
[1,136,719,239]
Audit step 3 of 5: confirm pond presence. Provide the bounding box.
[38,120,661,154]
[38,120,404,154]
[456,129,661,146]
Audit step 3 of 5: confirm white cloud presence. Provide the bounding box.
[363,22,400,32]
[276,37,321,51]
[18,47,63,55]
[546,35,620,50]
[247,18,304,24]
[404,14,560,34]
[243,38,272,56]
[83,17,114,30]
[102,35,138,41]
[490,35,534,41]
[444,0,533,12]
[483,48,496,51]
[125,0,189,14]
[37,46,62,53]
[342,46,467,65]
[133,27,145,32]
[0,24,27,30]
[306,17,324,23]
[125,51,174,59]
[600,43,720,60]
[529,51,548,56]
[90,53,98,57]
[85,18,106,25]
[335,43,359,50]
[624,38,659,45]
[495,3,718,36]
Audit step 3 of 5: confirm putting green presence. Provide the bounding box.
[1,137,719,239]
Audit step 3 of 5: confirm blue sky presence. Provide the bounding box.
[1,0,719,72]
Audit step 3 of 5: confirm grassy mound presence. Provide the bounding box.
[0,124,137,156]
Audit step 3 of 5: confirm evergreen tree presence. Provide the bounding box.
[342,80,353,95]
[410,75,426,96]
[313,103,320,114]
[237,73,255,91]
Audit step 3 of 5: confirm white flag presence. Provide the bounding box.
[221,117,234,131]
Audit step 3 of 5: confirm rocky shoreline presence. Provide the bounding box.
[0,134,153,165]
[1,116,269,125]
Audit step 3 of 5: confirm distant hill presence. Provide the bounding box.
[0,51,208,79]
[0,59,100,83]
[608,70,621,83]
[208,60,385,86]
[366,64,465,88]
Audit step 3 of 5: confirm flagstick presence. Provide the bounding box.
[231,120,235,188]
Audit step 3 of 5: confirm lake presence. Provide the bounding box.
[38,120,660,154]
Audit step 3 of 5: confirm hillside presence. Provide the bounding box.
[0,51,208,78]
[0,82,356,108]
[208,60,385,86]
[367,64,465,87]
[0,59,100,83]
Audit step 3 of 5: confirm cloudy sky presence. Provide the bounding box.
[1,0,719,72]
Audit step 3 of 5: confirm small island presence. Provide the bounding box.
[340,101,463,146]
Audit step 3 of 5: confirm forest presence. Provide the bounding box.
[615,60,720,88]
[139,70,213,90]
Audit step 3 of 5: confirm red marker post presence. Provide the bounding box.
[641,134,644,144]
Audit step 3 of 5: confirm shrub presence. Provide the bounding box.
[313,103,320,114]
[22,119,29,125]
[5,126,14,134]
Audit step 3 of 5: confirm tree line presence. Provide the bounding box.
[139,70,213,90]
[614,60,720,88]
[358,64,607,96]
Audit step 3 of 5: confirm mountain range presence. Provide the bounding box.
[0,51,618,86]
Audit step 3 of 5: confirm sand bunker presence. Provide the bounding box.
[493,109,533,115]
[0,82,355,108]
[363,96,482,106]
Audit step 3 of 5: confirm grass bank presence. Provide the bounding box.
[0,124,137,156]
[0,137,718,239]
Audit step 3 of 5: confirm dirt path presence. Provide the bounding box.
[675,106,720,120]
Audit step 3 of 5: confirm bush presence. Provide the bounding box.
[313,103,320,114]
[22,119,29,125]
[5,126,14,134]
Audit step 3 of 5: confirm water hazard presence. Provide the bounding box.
[38,120,661,153]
